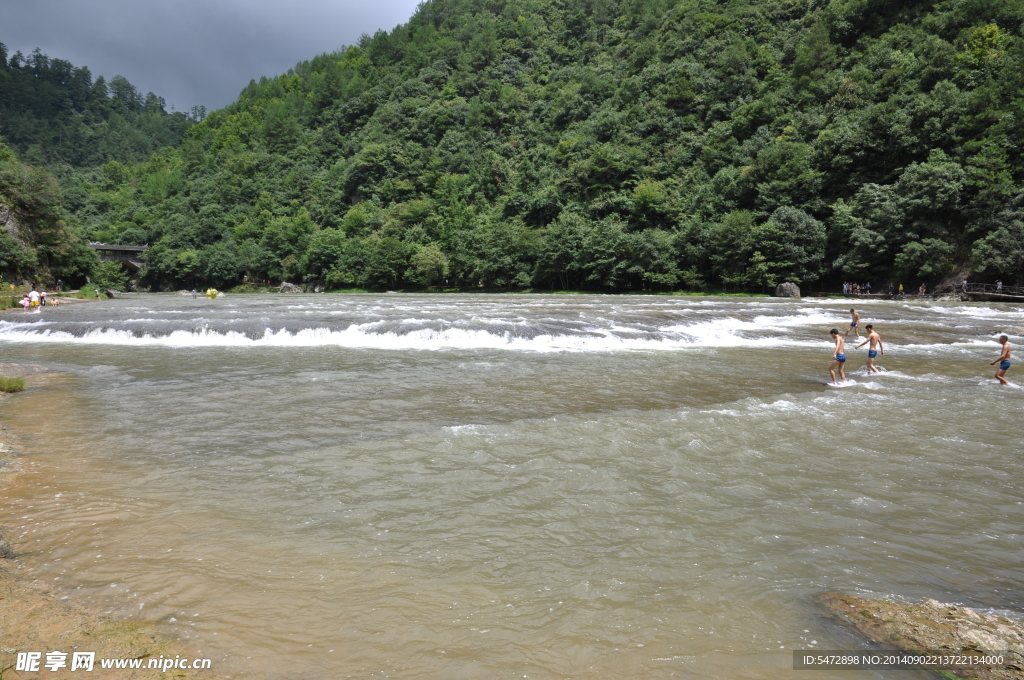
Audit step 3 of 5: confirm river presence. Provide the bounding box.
[0,293,1021,679]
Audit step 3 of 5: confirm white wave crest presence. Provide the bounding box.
[0,318,820,352]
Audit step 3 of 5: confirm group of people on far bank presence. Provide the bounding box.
[843,281,927,296]
[827,308,1012,386]
[17,288,58,310]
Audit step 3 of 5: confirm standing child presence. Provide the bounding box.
[990,335,1012,386]
[844,309,860,337]
[855,324,885,373]
[829,329,847,384]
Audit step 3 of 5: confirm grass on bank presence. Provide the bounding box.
[76,283,108,299]
[0,377,25,393]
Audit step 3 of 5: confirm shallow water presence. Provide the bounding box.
[1,294,1022,679]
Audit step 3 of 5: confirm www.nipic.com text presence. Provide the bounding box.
[15,651,212,672]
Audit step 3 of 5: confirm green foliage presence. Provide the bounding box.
[91,260,129,290]
[15,0,1024,290]
[0,376,25,393]
[0,139,96,284]
[411,243,450,285]
[77,283,105,298]
[0,46,196,167]
[973,190,1024,277]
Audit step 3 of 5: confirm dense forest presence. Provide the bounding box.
[0,44,200,168]
[0,44,200,288]
[0,139,97,285]
[5,0,1024,292]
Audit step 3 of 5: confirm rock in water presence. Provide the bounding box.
[0,363,53,378]
[279,282,302,293]
[775,282,801,297]
[0,535,13,559]
[819,593,1024,679]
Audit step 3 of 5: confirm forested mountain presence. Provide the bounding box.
[0,44,199,168]
[56,0,1024,290]
[0,140,97,285]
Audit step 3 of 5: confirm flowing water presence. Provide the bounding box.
[1,293,1022,679]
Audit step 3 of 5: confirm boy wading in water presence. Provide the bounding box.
[829,329,847,384]
[990,335,1012,386]
[844,309,860,337]
[855,324,885,373]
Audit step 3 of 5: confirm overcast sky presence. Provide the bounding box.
[0,0,423,112]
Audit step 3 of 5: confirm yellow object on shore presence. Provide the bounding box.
[206,288,218,299]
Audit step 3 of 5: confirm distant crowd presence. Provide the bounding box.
[846,280,1011,296]
[842,282,931,296]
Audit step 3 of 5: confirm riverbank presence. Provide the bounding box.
[0,375,229,680]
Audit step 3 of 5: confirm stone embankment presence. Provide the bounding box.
[820,593,1024,680]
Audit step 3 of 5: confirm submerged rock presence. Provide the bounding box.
[279,282,302,293]
[775,282,801,297]
[0,363,53,378]
[819,593,1024,680]
[0,534,13,559]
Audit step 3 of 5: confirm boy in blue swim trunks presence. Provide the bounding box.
[829,328,847,383]
[844,309,860,337]
[990,335,1012,385]
[855,324,884,373]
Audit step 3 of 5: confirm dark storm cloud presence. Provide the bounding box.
[0,0,422,111]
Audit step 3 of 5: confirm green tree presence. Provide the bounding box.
[410,243,450,286]
[91,260,129,290]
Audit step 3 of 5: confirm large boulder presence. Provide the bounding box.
[278,282,303,293]
[820,593,1024,679]
[775,282,801,298]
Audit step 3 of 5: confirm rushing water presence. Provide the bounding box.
[1,294,1022,679]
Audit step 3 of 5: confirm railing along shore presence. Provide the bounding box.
[815,282,1024,300]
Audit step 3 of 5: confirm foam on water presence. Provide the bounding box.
[0,316,821,351]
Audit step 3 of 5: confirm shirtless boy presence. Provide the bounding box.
[844,309,860,337]
[829,329,847,384]
[855,324,884,373]
[990,335,1012,386]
